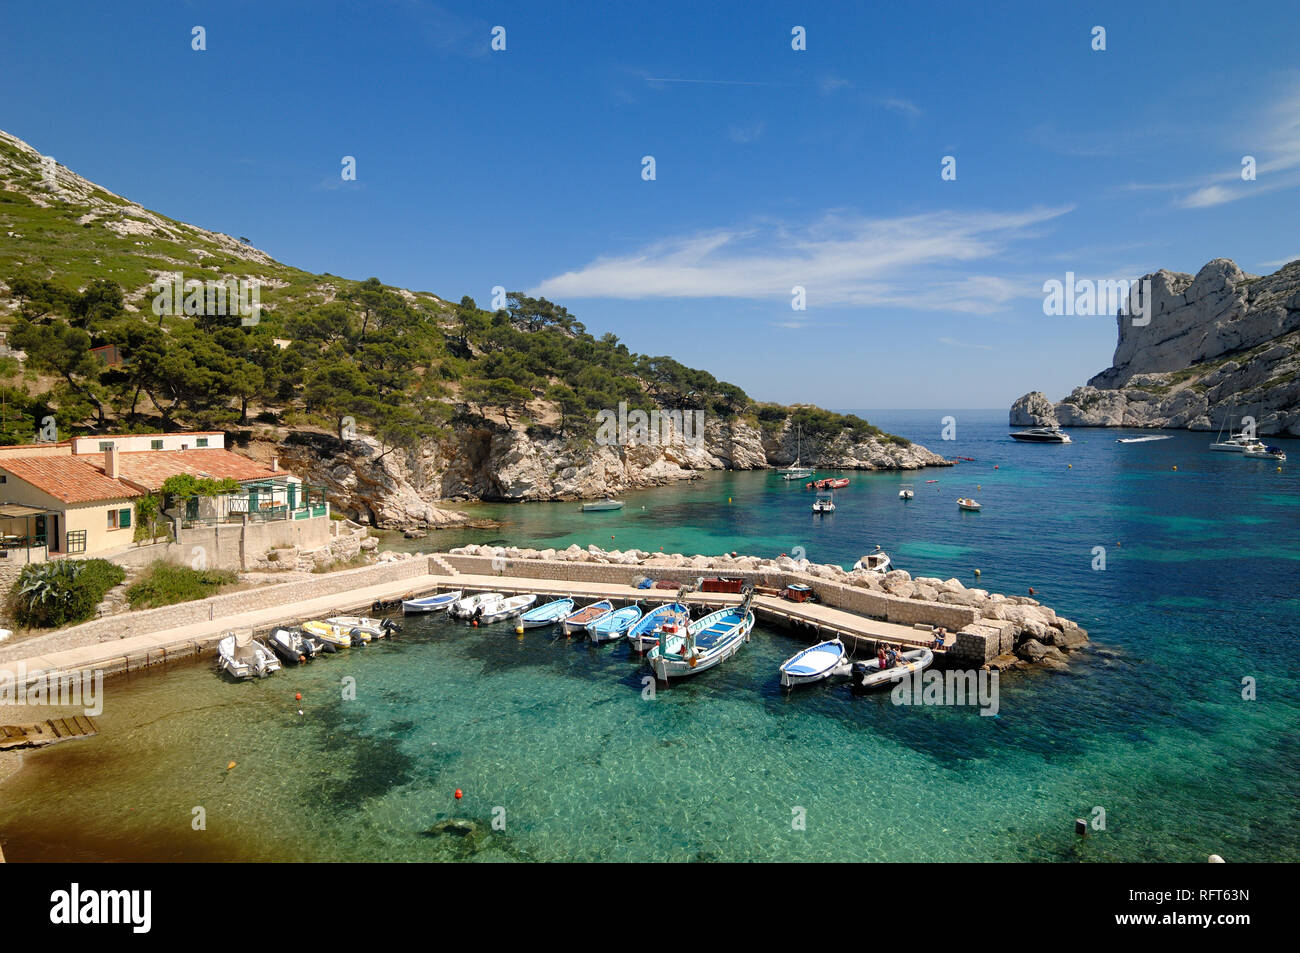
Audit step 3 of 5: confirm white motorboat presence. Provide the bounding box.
[1116,435,1172,443]
[402,590,462,614]
[779,638,850,688]
[450,591,505,619]
[626,602,689,653]
[898,483,914,499]
[561,599,613,636]
[1243,443,1287,462]
[849,647,933,691]
[586,604,643,643]
[852,548,892,574]
[957,498,982,511]
[811,491,835,513]
[217,632,281,680]
[474,593,537,623]
[647,593,755,681]
[1010,427,1071,443]
[520,597,575,628]
[581,498,625,512]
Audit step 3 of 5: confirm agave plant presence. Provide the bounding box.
[16,560,84,616]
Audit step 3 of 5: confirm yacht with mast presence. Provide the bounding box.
[780,422,815,480]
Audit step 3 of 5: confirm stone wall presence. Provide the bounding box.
[0,555,432,663]
[107,516,334,571]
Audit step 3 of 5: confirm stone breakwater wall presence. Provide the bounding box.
[446,545,1090,668]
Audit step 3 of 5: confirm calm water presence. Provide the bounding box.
[2,410,1298,862]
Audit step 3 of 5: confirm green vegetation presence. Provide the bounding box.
[1,134,902,455]
[9,558,125,628]
[124,561,239,609]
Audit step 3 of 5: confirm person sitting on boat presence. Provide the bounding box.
[885,646,899,668]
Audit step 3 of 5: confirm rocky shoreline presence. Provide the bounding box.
[448,543,1089,670]
[271,418,952,534]
[1011,258,1300,434]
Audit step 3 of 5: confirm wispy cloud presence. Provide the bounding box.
[532,206,1073,313]
[728,120,766,144]
[1258,254,1300,269]
[644,75,784,87]
[878,96,922,118]
[938,336,993,351]
[1119,78,1300,209]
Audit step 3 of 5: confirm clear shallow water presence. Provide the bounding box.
[2,410,1298,862]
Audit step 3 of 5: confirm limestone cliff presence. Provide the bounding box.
[1011,258,1300,434]
[270,413,949,529]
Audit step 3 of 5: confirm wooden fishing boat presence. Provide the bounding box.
[520,597,575,628]
[626,602,689,653]
[587,604,643,643]
[647,592,755,681]
[562,599,613,636]
[779,638,849,688]
[402,590,462,614]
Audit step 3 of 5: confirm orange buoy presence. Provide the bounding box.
[227,761,237,771]
[295,693,302,702]
[454,789,463,800]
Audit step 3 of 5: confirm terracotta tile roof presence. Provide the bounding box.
[81,449,289,490]
[0,457,141,504]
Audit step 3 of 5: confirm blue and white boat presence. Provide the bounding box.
[778,637,849,688]
[648,594,755,681]
[402,590,462,614]
[520,597,575,629]
[626,602,689,653]
[562,600,613,636]
[587,604,643,643]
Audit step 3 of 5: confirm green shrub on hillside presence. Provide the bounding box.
[125,562,238,609]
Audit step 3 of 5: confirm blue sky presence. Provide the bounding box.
[2,0,1298,410]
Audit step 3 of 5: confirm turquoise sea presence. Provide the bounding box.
[2,410,1297,862]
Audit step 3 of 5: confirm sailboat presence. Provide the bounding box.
[781,423,815,480]
[1210,415,1256,452]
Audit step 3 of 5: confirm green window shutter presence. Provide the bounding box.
[120,507,132,528]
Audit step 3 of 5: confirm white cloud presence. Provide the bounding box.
[728,121,766,144]
[1122,78,1300,209]
[938,336,994,351]
[532,206,1073,313]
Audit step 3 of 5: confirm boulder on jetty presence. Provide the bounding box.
[444,545,1089,669]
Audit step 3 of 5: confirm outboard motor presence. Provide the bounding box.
[850,661,871,694]
[383,618,402,635]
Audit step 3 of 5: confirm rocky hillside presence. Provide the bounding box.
[1011,258,1300,434]
[269,413,948,530]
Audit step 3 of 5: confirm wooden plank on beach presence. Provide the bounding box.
[0,717,99,751]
